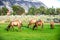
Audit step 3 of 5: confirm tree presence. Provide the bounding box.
[50,7,55,15]
[1,7,8,15]
[28,7,36,15]
[12,5,25,15]
[56,8,60,15]
[39,6,46,14]
[0,8,2,15]
[46,7,55,15]
[46,8,50,15]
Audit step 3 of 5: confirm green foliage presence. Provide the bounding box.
[46,7,55,15]
[39,6,46,14]
[2,7,8,15]
[34,9,40,15]
[0,6,60,15]
[11,12,16,15]
[0,8,2,15]
[12,5,25,15]
[0,7,8,15]
[28,6,46,15]
[28,6,60,15]
[49,7,55,15]
[28,7,36,15]
[56,8,60,15]
[45,8,50,15]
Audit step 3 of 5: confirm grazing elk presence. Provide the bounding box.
[33,20,44,30]
[27,19,37,28]
[6,19,22,31]
[50,21,54,29]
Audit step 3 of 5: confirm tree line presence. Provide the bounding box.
[0,5,60,15]
[27,6,60,15]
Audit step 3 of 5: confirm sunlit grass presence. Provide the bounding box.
[0,23,60,40]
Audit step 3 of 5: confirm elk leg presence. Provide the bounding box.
[33,24,37,30]
[27,23,31,28]
[12,26,14,31]
[35,26,38,30]
[41,23,43,28]
[6,24,11,31]
[50,24,54,29]
[18,25,21,32]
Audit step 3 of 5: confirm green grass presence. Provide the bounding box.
[0,23,60,40]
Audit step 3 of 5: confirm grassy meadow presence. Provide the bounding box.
[0,23,60,40]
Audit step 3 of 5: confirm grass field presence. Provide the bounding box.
[0,23,60,40]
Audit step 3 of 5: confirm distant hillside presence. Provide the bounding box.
[0,0,47,12]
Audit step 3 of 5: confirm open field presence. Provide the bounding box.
[0,23,60,40]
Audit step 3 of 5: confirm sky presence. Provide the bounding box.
[32,0,60,8]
